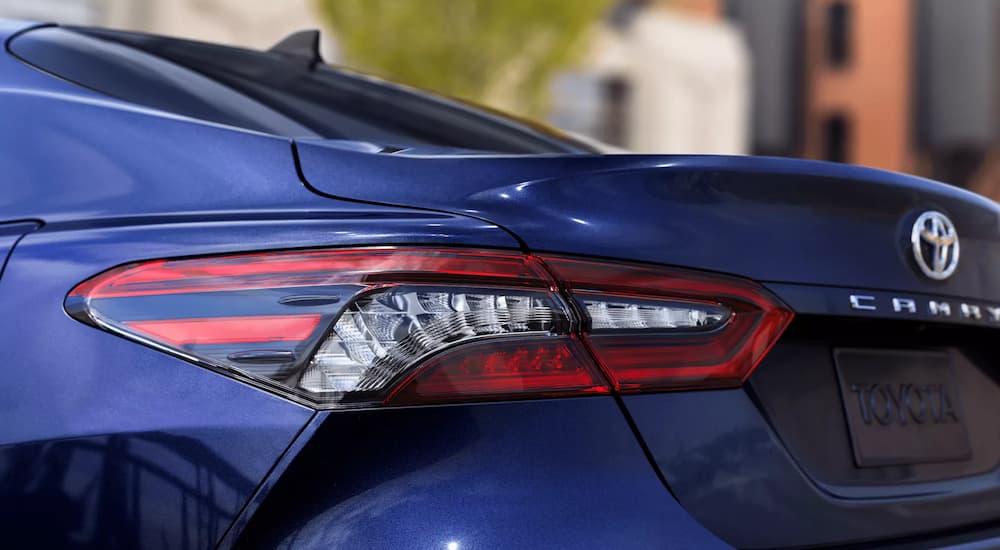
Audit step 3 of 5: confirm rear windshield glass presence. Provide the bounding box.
[10,26,588,154]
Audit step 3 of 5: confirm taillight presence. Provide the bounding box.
[542,256,794,392]
[67,247,792,408]
[66,248,608,408]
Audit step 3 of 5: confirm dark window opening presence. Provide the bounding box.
[826,2,851,67]
[600,77,630,147]
[608,0,650,29]
[823,114,850,163]
[9,26,592,154]
[930,148,987,188]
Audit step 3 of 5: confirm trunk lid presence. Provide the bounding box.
[296,141,1000,300]
[297,141,1000,547]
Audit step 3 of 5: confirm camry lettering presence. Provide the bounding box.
[929,301,951,317]
[961,303,983,320]
[849,383,960,426]
[849,294,1000,326]
[850,295,877,311]
[989,307,1000,322]
[892,298,917,313]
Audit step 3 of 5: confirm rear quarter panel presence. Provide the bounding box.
[0,49,524,546]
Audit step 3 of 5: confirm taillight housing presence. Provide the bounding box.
[67,247,792,408]
[542,256,794,392]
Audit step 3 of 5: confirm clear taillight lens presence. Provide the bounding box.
[300,286,574,397]
[542,256,794,391]
[581,295,731,331]
[67,247,791,408]
[66,248,608,408]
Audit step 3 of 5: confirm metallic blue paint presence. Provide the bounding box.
[625,390,1000,548]
[233,399,728,550]
[2,17,999,549]
[0,221,38,277]
[0,20,525,548]
[0,215,518,550]
[0,225,314,548]
[296,139,1000,302]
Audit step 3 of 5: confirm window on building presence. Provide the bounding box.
[826,1,851,67]
[823,114,850,163]
[600,77,631,147]
[930,148,987,188]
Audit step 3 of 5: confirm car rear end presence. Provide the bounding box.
[3,22,1000,549]
[285,143,1000,548]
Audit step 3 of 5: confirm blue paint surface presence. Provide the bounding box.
[2,18,999,549]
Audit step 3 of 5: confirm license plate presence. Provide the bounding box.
[834,349,971,467]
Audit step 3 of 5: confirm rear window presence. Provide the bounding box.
[9,26,588,154]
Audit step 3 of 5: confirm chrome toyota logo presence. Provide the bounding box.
[911,211,959,280]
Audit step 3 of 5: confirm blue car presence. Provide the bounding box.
[2,20,999,549]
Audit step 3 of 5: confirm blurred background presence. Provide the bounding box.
[2,0,999,201]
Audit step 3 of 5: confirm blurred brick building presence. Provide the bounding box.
[737,0,1000,199]
[731,0,999,197]
[556,0,1000,200]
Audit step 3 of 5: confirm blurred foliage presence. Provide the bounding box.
[316,0,614,117]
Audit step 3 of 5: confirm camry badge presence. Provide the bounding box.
[911,211,959,281]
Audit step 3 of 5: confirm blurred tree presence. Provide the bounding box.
[315,0,614,117]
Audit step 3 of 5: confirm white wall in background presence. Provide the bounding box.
[553,9,750,155]
[0,0,102,24]
[106,0,331,54]
[0,0,335,58]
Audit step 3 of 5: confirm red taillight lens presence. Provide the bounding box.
[386,336,607,405]
[541,256,794,391]
[125,314,323,346]
[67,248,608,408]
[67,247,791,408]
